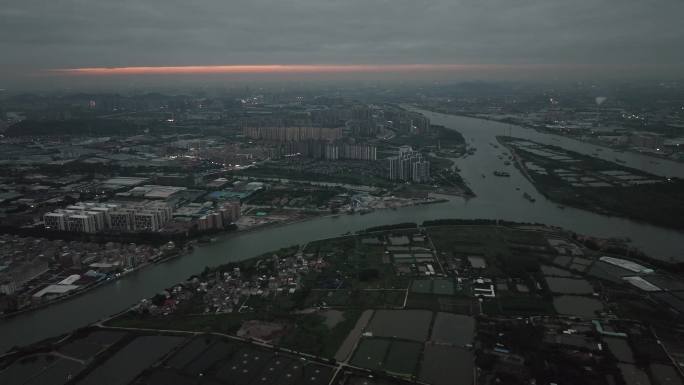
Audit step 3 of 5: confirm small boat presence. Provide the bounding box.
[523,192,536,203]
[493,171,510,177]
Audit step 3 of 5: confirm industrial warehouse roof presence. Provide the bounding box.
[58,274,81,285]
[599,256,654,274]
[100,177,151,190]
[33,284,79,298]
[116,185,186,199]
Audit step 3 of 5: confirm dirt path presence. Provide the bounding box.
[334,309,374,362]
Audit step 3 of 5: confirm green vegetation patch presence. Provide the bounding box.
[278,309,362,358]
[427,225,509,258]
[304,289,406,309]
[501,136,684,230]
[105,312,248,335]
[247,186,345,208]
[233,161,392,188]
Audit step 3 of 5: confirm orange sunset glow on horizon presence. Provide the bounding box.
[48,63,554,76]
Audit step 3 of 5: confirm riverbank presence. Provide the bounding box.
[235,196,450,235]
[497,135,684,231]
[94,219,684,385]
[104,216,684,339]
[531,125,684,165]
[0,196,446,320]
[408,105,684,176]
[413,105,683,165]
[412,108,684,259]
[0,248,188,321]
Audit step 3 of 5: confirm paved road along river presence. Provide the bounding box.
[0,111,682,353]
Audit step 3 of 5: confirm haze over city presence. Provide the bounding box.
[2,0,684,88]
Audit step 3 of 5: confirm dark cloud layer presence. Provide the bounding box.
[1,0,683,86]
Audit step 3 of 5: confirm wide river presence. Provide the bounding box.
[0,111,682,352]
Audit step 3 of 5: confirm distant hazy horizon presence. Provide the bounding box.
[3,65,684,93]
[2,0,684,89]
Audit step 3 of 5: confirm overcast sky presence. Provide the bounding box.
[2,0,683,87]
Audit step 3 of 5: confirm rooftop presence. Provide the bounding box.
[102,177,150,187]
[117,185,186,199]
[33,284,79,297]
